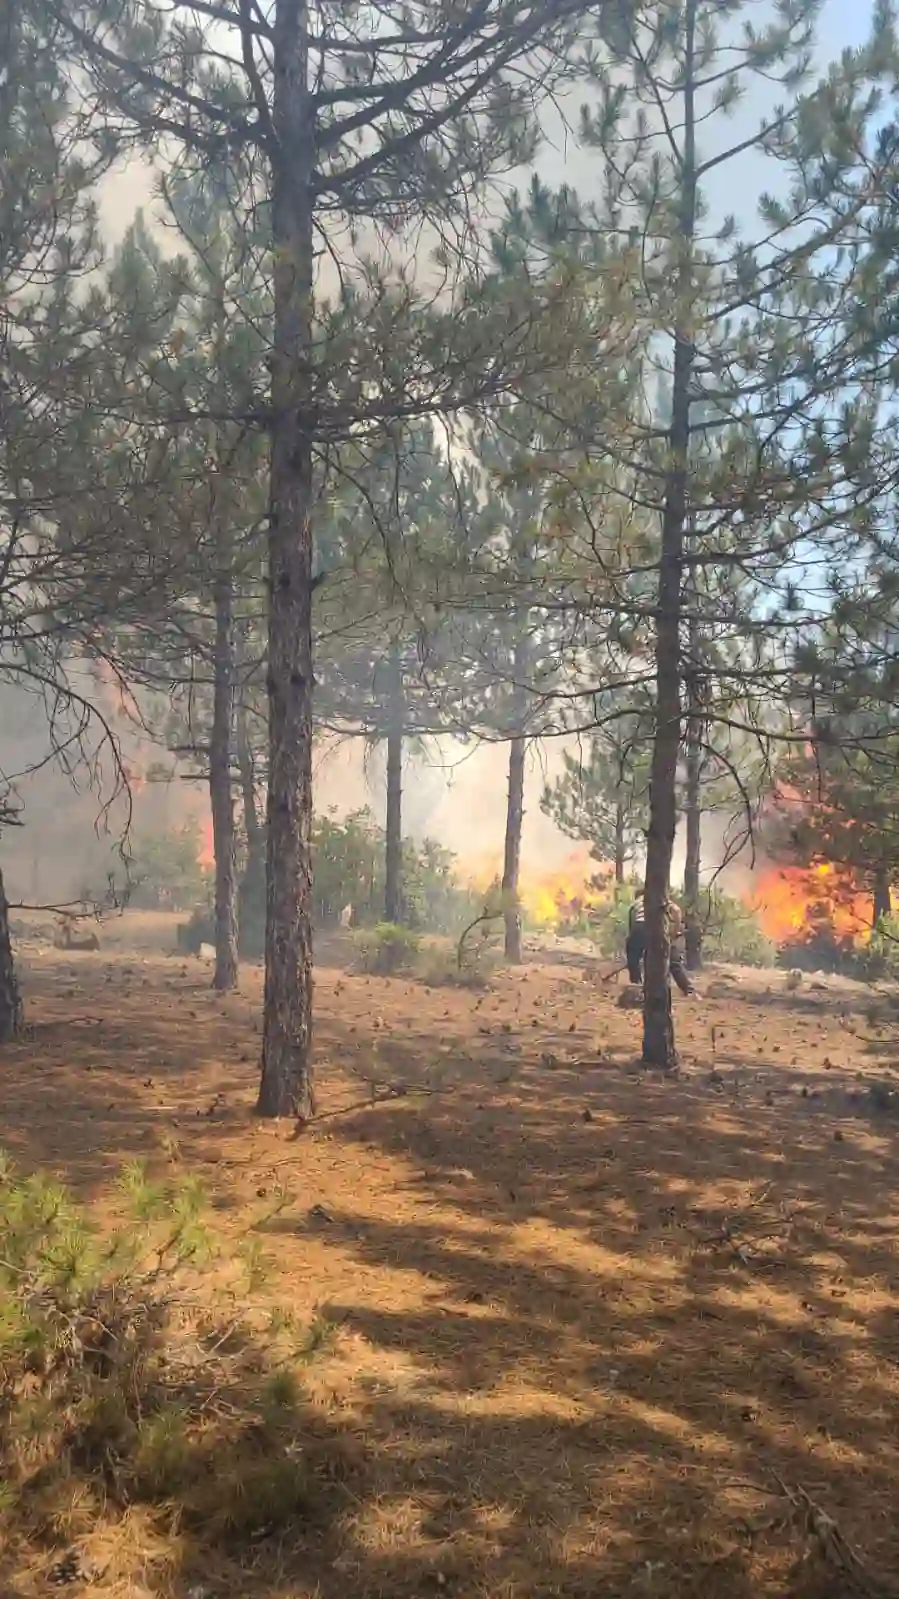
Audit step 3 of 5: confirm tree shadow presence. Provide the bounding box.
[3,952,899,1595]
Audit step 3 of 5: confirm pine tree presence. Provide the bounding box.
[775,735,899,925]
[455,410,580,962]
[541,0,898,1067]
[0,0,124,1038]
[315,424,473,927]
[542,711,651,884]
[54,0,596,1118]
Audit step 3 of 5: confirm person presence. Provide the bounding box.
[626,893,694,995]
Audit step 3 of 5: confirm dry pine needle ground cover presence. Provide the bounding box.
[2,915,899,1599]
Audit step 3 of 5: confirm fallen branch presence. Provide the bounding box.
[457,908,503,971]
[772,1474,897,1597]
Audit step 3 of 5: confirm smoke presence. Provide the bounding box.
[0,677,207,908]
[315,734,588,878]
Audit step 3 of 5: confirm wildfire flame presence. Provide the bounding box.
[466,851,613,928]
[748,862,873,946]
[190,818,880,951]
[519,873,610,926]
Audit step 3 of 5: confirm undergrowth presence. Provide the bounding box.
[351,921,422,974]
[414,940,496,989]
[351,924,496,988]
[0,1153,358,1590]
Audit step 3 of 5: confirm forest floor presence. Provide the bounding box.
[2,912,899,1598]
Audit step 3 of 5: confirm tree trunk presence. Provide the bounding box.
[503,736,526,962]
[683,782,702,970]
[683,611,703,971]
[642,0,697,1071]
[237,705,264,891]
[236,704,265,958]
[209,525,239,992]
[384,646,404,925]
[0,865,23,1043]
[614,803,626,886]
[256,0,315,1121]
[873,869,891,925]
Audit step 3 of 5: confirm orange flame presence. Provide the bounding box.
[467,851,615,927]
[748,862,872,946]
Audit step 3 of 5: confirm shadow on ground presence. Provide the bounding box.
[1,950,898,1597]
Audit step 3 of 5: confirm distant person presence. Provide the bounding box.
[626,893,694,995]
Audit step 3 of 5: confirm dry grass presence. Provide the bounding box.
[1,920,899,1597]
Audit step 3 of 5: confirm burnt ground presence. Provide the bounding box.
[2,913,899,1598]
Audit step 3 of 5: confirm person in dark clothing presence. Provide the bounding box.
[626,894,694,995]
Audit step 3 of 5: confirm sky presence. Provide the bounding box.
[98,1,878,241]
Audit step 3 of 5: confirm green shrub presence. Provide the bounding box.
[414,941,496,989]
[586,884,775,966]
[700,891,776,966]
[859,914,899,978]
[351,921,422,974]
[128,824,212,911]
[585,884,639,956]
[180,809,479,945]
[313,808,479,933]
[0,1155,354,1578]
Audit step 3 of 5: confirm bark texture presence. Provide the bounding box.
[257,0,315,1120]
[210,534,239,992]
[683,632,703,971]
[237,705,265,896]
[642,0,698,1070]
[0,865,23,1044]
[873,869,891,926]
[614,802,626,886]
[502,736,526,962]
[384,646,404,925]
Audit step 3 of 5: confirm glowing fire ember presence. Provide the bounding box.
[748,862,873,946]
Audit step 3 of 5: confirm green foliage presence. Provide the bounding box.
[699,892,777,968]
[314,808,478,934]
[415,941,496,989]
[0,1155,353,1571]
[351,922,422,975]
[541,721,651,878]
[587,884,774,967]
[865,916,899,975]
[313,809,383,925]
[129,823,211,911]
[773,736,899,899]
[585,885,639,957]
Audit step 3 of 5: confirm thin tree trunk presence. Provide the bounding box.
[384,646,404,925]
[0,864,23,1043]
[210,520,239,992]
[614,803,626,886]
[642,0,697,1071]
[873,868,891,925]
[683,770,702,969]
[503,735,526,962]
[683,609,703,971]
[257,0,315,1121]
[237,705,264,890]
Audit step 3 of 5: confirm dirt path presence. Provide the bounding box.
[3,940,899,1598]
